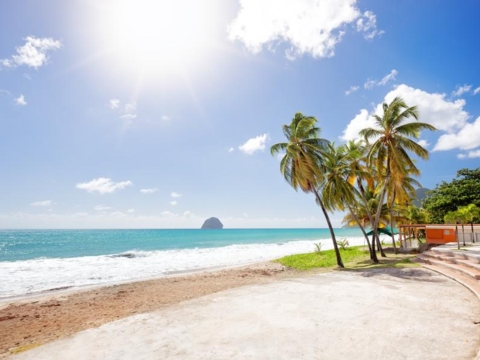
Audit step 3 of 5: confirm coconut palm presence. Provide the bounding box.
[444,210,461,249]
[343,140,379,261]
[318,143,373,252]
[458,204,480,243]
[359,97,437,252]
[270,113,344,267]
[387,171,422,253]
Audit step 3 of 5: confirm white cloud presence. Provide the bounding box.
[109,99,120,109]
[345,85,359,96]
[239,133,268,155]
[434,116,480,151]
[161,115,170,121]
[30,200,52,207]
[417,139,430,148]
[1,36,61,69]
[228,147,235,152]
[14,94,27,106]
[94,205,112,211]
[171,192,182,198]
[355,11,384,40]
[343,84,470,141]
[170,200,177,206]
[228,0,380,60]
[0,89,11,96]
[341,109,373,141]
[127,208,135,213]
[364,69,398,89]
[108,99,138,120]
[458,149,480,159]
[76,177,133,194]
[140,188,157,194]
[473,87,480,95]
[341,84,480,155]
[452,84,472,97]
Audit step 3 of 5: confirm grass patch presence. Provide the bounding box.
[275,246,419,271]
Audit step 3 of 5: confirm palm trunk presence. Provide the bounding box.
[376,233,387,257]
[347,203,372,253]
[462,224,465,246]
[471,222,475,243]
[357,180,379,263]
[312,188,344,268]
[372,182,388,258]
[389,192,398,254]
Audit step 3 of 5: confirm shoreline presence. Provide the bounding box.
[1,235,378,299]
[0,260,322,357]
[0,259,269,307]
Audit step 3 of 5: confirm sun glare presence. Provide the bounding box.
[96,0,218,81]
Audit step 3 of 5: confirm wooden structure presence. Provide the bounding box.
[399,224,480,249]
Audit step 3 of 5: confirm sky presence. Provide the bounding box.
[1,0,479,229]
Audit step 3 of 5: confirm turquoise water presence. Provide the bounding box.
[0,228,362,262]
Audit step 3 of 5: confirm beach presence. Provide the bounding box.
[0,261,306,357]
[4,265,480,360]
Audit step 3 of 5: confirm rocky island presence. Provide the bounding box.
[201,217,223,229]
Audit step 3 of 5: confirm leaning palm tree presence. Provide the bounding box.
[359,97,437,251]
[319,143,372,252]
[271,113,344,267]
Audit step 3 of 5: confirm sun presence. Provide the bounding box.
[94,0,219,82]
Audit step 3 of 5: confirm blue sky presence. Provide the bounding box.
[1,0,479,229]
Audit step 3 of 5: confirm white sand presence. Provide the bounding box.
[13,268,480,360]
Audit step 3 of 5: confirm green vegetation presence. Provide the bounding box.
[336,238,349,250]
[271,97,437,267]
[275,246,418,271]
[423,168,480,224]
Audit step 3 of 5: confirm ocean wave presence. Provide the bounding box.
[0,235,387,298]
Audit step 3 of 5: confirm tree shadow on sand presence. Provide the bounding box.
[340,259,445,283]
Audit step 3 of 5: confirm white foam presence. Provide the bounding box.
[0,236,384,298]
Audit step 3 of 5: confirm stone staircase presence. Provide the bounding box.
[416,243,480,298]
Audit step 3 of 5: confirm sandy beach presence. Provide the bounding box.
[0,261,307,357]
[5,265,480,360]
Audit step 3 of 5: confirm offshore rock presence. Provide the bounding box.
[201,217,223,229]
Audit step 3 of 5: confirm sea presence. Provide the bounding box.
[0,228,374,299]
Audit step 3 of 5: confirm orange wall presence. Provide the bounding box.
[426,228,456,244]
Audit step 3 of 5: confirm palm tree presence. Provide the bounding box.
[344,140,379,262]
[270,113,344,267]
[458,204,480,243]
[359,97,437,253]
[387,172,422,253]
[319,143,373,252]
[445,210,461,249]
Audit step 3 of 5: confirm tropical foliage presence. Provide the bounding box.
[271,97,437,266]
[423,168,480,223]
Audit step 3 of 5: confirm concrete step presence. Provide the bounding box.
[420,263,480,300]
[417,256,480,280]
[453,259,480,273]
[431,247,480,263]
